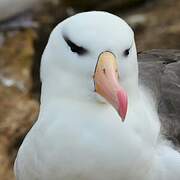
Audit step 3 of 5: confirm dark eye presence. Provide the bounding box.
[63,35,87,55]
[124,48,130,57]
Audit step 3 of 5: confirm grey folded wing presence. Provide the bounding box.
[138,49,180,146]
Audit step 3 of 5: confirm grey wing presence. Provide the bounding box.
[138,49,180,145]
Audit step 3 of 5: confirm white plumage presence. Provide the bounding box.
[14,11,180,180]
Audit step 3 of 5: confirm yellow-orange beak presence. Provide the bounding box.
[93,51,128,121]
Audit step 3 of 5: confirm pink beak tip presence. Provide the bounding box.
[117,90,128,122]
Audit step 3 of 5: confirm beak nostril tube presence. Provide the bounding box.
[103,68,106,74]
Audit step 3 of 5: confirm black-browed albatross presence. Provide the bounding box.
[14,11,180,180]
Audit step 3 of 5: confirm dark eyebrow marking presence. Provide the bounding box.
[63,35,88,55]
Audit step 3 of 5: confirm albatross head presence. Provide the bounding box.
[40,11,138,121]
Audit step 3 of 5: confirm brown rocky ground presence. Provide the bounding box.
[0,0,179,179]
[0,30,39,180]
[131,0,180,50]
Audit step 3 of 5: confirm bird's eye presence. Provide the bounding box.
[63,35,87,55]
[123,48,130,57]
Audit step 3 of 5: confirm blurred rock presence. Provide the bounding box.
[0,33,5,46]
[134,0,180,51]
[126,14,147,31]
[0,12,38,32]
[0,0,44,21]
[0,95,39,180]
[0,29,37,93]
[0,28,39,180]
[167,24,180,34]
[61,0,147,12]
[138,49,180,146]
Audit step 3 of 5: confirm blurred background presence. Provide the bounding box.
[0,0,179,179]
